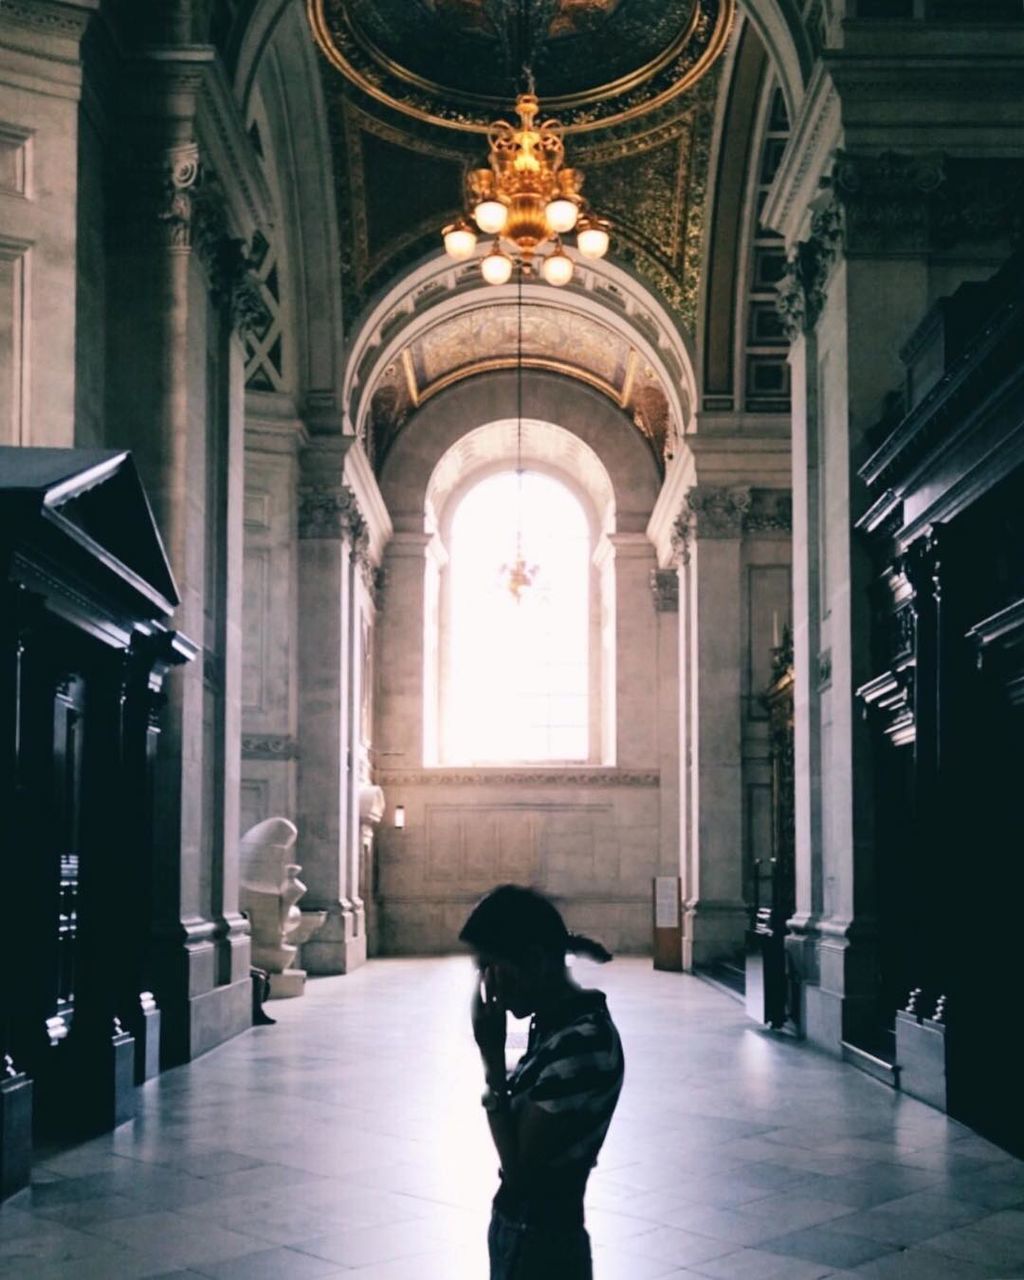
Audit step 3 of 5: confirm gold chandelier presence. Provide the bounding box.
[442,92,611,287]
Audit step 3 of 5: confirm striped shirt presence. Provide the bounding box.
[496,989,624,1225]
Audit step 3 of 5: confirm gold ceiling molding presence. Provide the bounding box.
[307,0,735,135]
[364,296,681,473]
[421,356,622,408]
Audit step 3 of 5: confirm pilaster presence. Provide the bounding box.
[677,487,751,967]
[296,443,382,974]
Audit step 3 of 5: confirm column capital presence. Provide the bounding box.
[297,482,367,549]
[777,150,1024,337]
[684,485,752,540]
[776,198,843,339]
[650,569,679,614]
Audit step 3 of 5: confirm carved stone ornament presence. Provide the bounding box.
[686,486,752,539]
[777,199,843,340]
[298,482,367,544]
[242,734,299,761]
[831,150,946,256]
[192,177,272,338]
[378,769,660,787]
[670,511,693,566]
[135,144,201,250]
[745,489,793,535]
[650,568,679,613]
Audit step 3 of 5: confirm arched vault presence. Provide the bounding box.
[344,251,698,476]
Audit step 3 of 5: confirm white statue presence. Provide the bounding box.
[239,817,326,998]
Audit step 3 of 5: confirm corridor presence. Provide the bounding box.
[2,958,1023,1280]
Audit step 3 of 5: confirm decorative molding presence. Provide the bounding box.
[670,509,693,566]
[777,198,843,339]
[378,769,660,787]
[1,0,96,38]
[297,481,369,570]
[242,734,299,761]
[650,568,679,613]
[686,485,752,538]
[192,174,271,338]
[745,488,793,535]
[832,150,946,257]
[777,152,1024,338]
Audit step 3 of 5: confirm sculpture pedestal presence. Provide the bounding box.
[268,908,327,999]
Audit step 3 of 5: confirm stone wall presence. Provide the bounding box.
[374,771,662,955]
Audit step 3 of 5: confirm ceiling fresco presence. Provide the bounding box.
[364,299,677,474]
[309,0,733,131]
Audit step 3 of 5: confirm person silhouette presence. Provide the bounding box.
[460,884,625,1280]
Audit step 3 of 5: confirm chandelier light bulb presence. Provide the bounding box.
[441,94,608,286]
[541,246,574,287]
[481,244,514,285]
[474,199,509,235]
[577,217,610,260]
[442,220,477,261]
[545,197,579,234]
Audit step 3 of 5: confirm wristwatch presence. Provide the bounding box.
[481,1083,510,1113]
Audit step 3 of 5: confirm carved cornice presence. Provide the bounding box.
[1,0,97,38]
[242,734,299,761]
[650,569,679,613]
[378,769,660,787]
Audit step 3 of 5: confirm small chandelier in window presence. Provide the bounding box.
[441,92,611,287]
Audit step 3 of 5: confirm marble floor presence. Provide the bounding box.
[2,958,1024,1280]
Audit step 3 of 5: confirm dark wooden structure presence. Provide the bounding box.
[857,252,1024,1156]
[746,630,796,1029]
[0,448,195,1197]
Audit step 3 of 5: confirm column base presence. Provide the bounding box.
[0,1068,32,1201]
[682,899,748,970]
[802,923,881,1055]
[184,978,253,1061]
[302,901,367,974]
[269,969,308,998]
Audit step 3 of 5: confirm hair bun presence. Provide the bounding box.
[566,931,613,964]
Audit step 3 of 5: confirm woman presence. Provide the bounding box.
[459,884,625,1280]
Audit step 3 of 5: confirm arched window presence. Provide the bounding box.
[443,470,591,764]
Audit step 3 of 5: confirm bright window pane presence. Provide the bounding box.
[445,470,590,763]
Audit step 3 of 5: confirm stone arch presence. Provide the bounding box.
[379,369,661,536]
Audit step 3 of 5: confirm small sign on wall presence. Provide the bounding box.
[653,876,682,971]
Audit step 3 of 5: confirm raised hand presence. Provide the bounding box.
[471,965,507,1075]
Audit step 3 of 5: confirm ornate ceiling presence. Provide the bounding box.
[306,0,735,466]
[344,255,696,477]
[309,0,731,131]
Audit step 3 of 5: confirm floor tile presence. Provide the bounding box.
[3,959,1022,1279]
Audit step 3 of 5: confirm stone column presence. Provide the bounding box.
[677,487,751,968]
[296,469,364,972]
